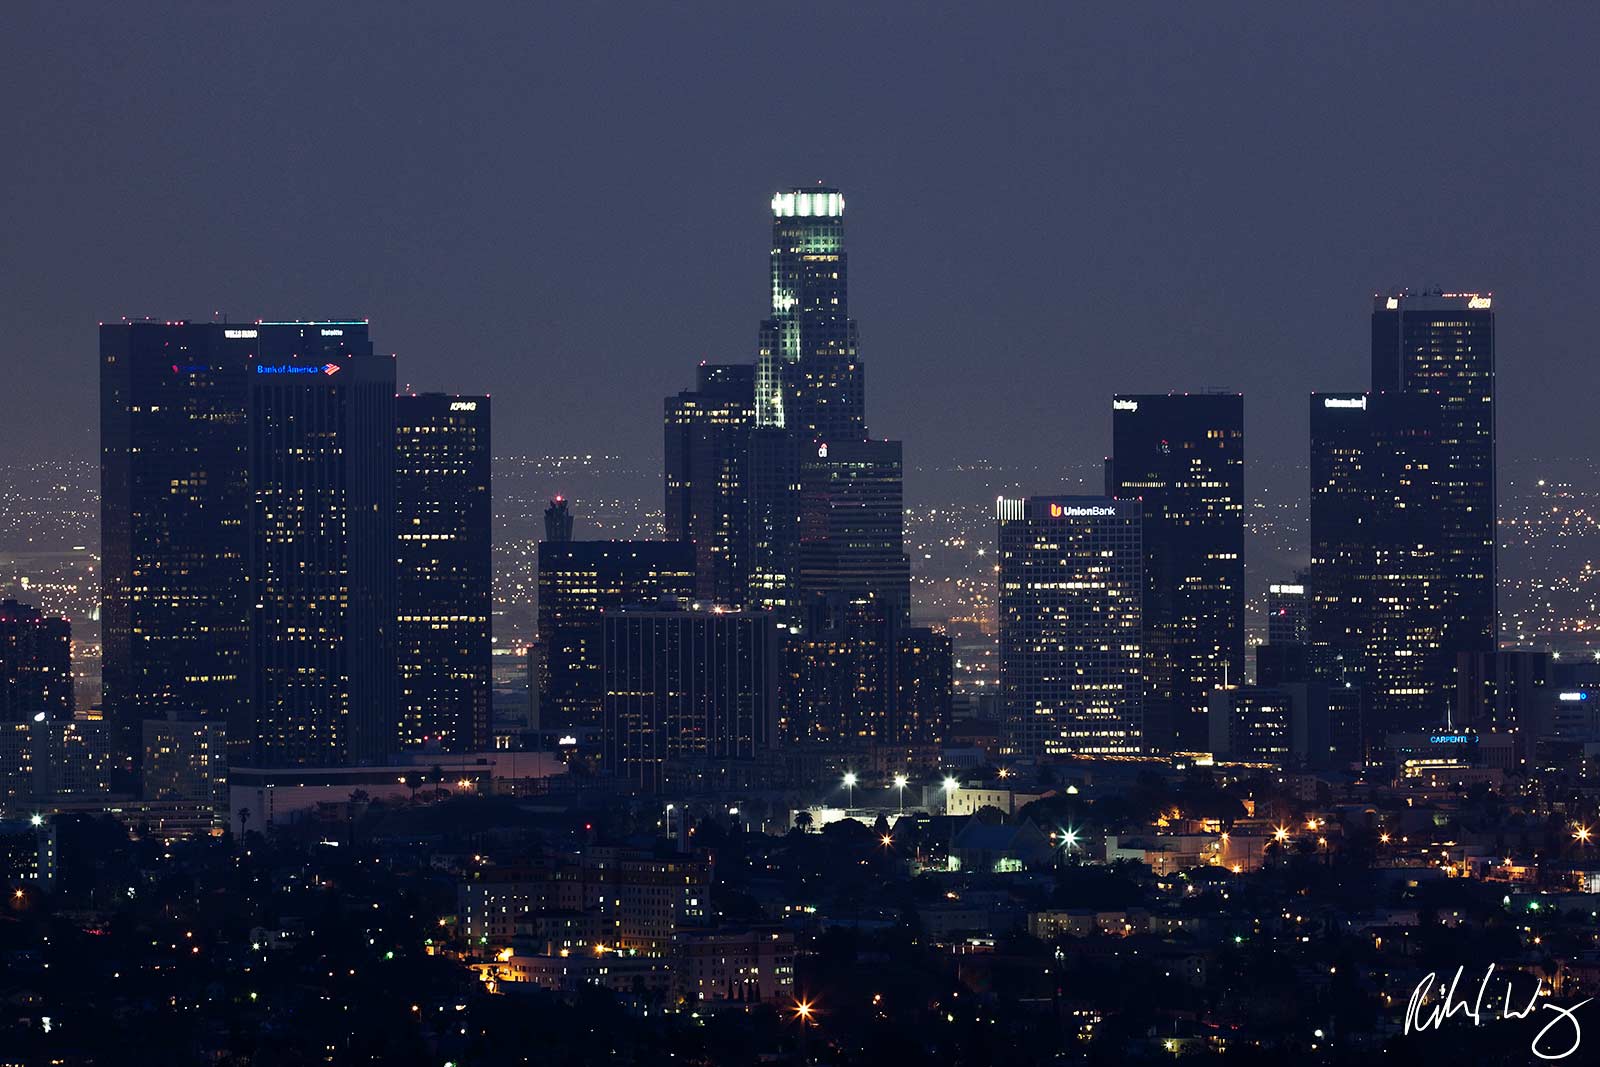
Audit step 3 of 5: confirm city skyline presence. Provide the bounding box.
[6,10,1600,1063]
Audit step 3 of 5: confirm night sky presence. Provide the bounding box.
[5,4,1598,486]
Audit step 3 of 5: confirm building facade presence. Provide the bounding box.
[601,606,776,791]
[395,393,492,753]
[244,322,397,767]
[1372,291,1496,662]
[100,322,253,761]
[1109,394,1244,753]
[536,541,696,727]
[0,601,73,723]
[664,364,754,606]
[997,496,1143,758]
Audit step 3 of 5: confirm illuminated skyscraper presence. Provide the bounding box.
[665,364,754,605]
[536,541,696,727]
[1372,291,1496,660]
[1109,393,1245,753]
[100,322,253,761]
[243,322,397,767]
[755,187,863,443]
[396,394,492,753]
[1309,390,1448,738]
[997,496,1143,758]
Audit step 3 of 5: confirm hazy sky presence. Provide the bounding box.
[5,3,1597,487]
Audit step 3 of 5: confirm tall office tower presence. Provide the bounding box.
[1309,390,1449,738]
[745,427,802,624]
[243,322,397,767]
[1307,393,1372,661]
[601,605,776,792]
[544,496,574,543]
[1109,394,1245,753]
[781,595,897,743]
[536,542,696,727]
[101,322,253,760]
[797,438,911,624]
[664,364,754,605]
[755,188,863,443]
[996,497,1144,758]
[1267,575,1310,646]
[895,626,953,745]
[0,601,73,722]
[396,394,492,753]
[1372,291,1496,661]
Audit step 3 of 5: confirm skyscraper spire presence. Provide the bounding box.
[755,187,864,443]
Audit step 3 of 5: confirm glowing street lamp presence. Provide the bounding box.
[1273,825,1290,843]
[792,996,817,1060]
[843,772,857,810]
[1574,824,1592,845]
[893,773,908,812]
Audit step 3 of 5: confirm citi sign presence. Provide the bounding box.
[1049,504,1115,518]
[256,363,342,376]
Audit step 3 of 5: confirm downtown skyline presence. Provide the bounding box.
[7,9,1600,1064]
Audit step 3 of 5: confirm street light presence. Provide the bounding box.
[893,774,908,813]
[792,997,816,1063]
[843,772,857,810]
[942,776,959,814]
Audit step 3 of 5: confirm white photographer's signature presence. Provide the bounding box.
[1405,964,1591,1060]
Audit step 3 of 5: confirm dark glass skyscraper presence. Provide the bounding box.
[665,364,754,605]
[1307,393,1372,661]
[1309,389,1449,738]
[0,601,73,722]
[244,322,397,767]
[1371,291,1496,660]
[396,394,492,753]
[100,322,252,759]
[1109,393,1245,753]
[602,605,776,792]
[536,541,696,727]
[796,438,911,625]
[997,496,1144,758]
[755,188,862,444]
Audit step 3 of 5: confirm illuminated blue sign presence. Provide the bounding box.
[1428,734,1475,744]
[256,363,342,376]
